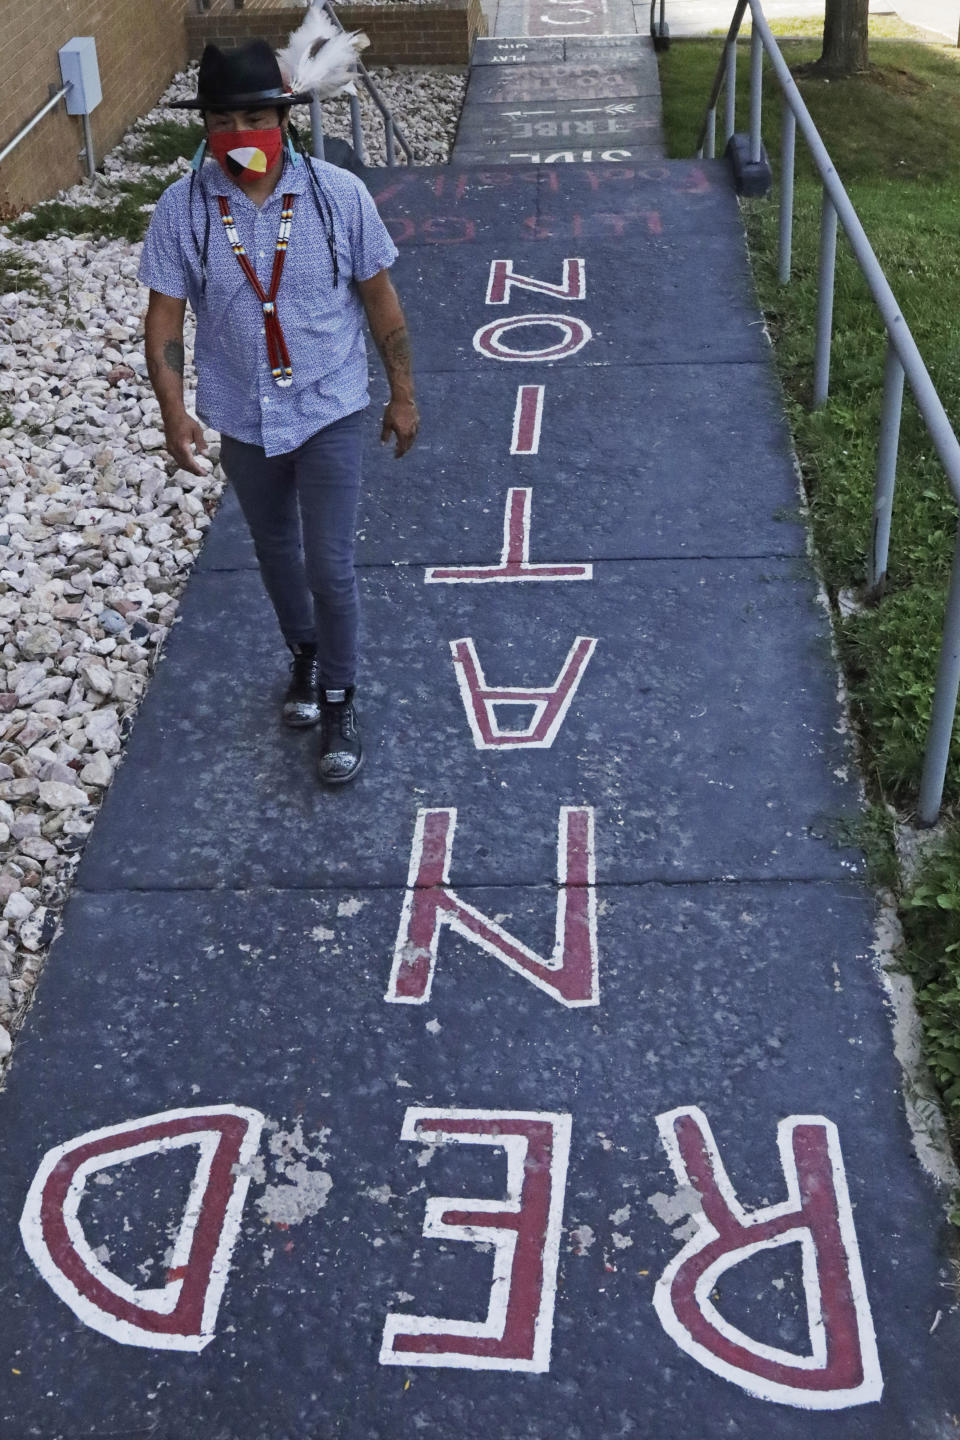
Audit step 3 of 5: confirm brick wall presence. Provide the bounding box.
[186,1,486,67]
[0,0,193,218]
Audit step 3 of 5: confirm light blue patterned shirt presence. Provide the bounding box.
[138,153,399,457]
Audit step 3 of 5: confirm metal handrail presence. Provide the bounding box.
[0,84,70,167]
[319,0,415,166]
[696,0,960,825]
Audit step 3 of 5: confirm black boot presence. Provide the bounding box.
[318,686,363,785]
[283,643,320,728]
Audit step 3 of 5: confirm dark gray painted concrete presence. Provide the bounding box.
[75,560,861,893]
[0,31,956,1432]
[473,35,568,61]
[452,95,662,151]
[199,363,808,572]
[451,139,666,163]
[0,883,957,1438]
[467,60,661,103]
[472,35,657,63]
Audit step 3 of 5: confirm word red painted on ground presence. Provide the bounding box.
[510,383,545,454]
[653,1106,883,1410]
[19,1106,264,1352]
[486,257,586,305]
[451,635,597,749]
[386,806,598,1006]
[380,1109,572,1371]
[425,488,592,583]
[474,312,593,362]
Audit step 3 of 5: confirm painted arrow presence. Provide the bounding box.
[570,102,637,115]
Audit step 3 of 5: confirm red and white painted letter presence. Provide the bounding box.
[20,1105,264,1351]
[380,1108,571,1371]
[425,489,592,583]
[451,636,596,749]
[474,314,593,363]
[486,257,585,305]
[653,1106,882,1410]
[387,806,598,1006]
[511,384,545,455]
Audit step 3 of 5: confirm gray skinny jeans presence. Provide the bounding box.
[219,410,363,689]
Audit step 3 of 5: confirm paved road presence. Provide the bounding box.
[1,16,959,1440]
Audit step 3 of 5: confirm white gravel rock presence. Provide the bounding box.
[3,893,33,924]
[79,751,114,788]
[37,781,90,811]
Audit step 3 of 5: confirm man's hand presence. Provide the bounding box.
[381,397,419,458]
[163,412,209,476]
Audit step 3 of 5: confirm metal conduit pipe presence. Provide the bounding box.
[0,85,70,166]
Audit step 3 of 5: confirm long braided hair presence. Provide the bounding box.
[187,111,340,298]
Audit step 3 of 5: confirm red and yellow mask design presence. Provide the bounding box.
[208,127,284,182]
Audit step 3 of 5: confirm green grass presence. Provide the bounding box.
[0,251,48,297]
[127,118,205,166]
[8,173,172,244]
[660,23,960,1146]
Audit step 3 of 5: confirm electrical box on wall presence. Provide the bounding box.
[58,37,102,116]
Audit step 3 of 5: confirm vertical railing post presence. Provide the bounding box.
[813,190,838,408]
[749,27,763,163]
[918,528,960,825]
[706,106,716,159]
[869,338,905,594]
[724,37,737,143]
[778,102,795,284]
[349,92,366,165]
[385,116,397,167]
[310,93,326,161]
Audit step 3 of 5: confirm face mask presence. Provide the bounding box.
[208,126,284,182]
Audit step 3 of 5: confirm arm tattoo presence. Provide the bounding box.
[163,339,185,376]
[377,325,412,383]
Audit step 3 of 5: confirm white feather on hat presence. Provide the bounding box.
[276,6,370,100]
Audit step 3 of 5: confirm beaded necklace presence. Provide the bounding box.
[217,193,297,387]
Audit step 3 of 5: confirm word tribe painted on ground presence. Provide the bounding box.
[17,251,883,1416]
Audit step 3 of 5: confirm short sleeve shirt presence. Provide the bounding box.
[138,153,399,457]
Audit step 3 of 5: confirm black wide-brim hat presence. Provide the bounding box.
[170,39,313,110]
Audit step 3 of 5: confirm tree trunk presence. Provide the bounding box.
[818,0,869,74]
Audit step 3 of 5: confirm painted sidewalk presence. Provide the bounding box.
[1,133,960,1440]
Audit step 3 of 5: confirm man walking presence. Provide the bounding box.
[139,39,418,784]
